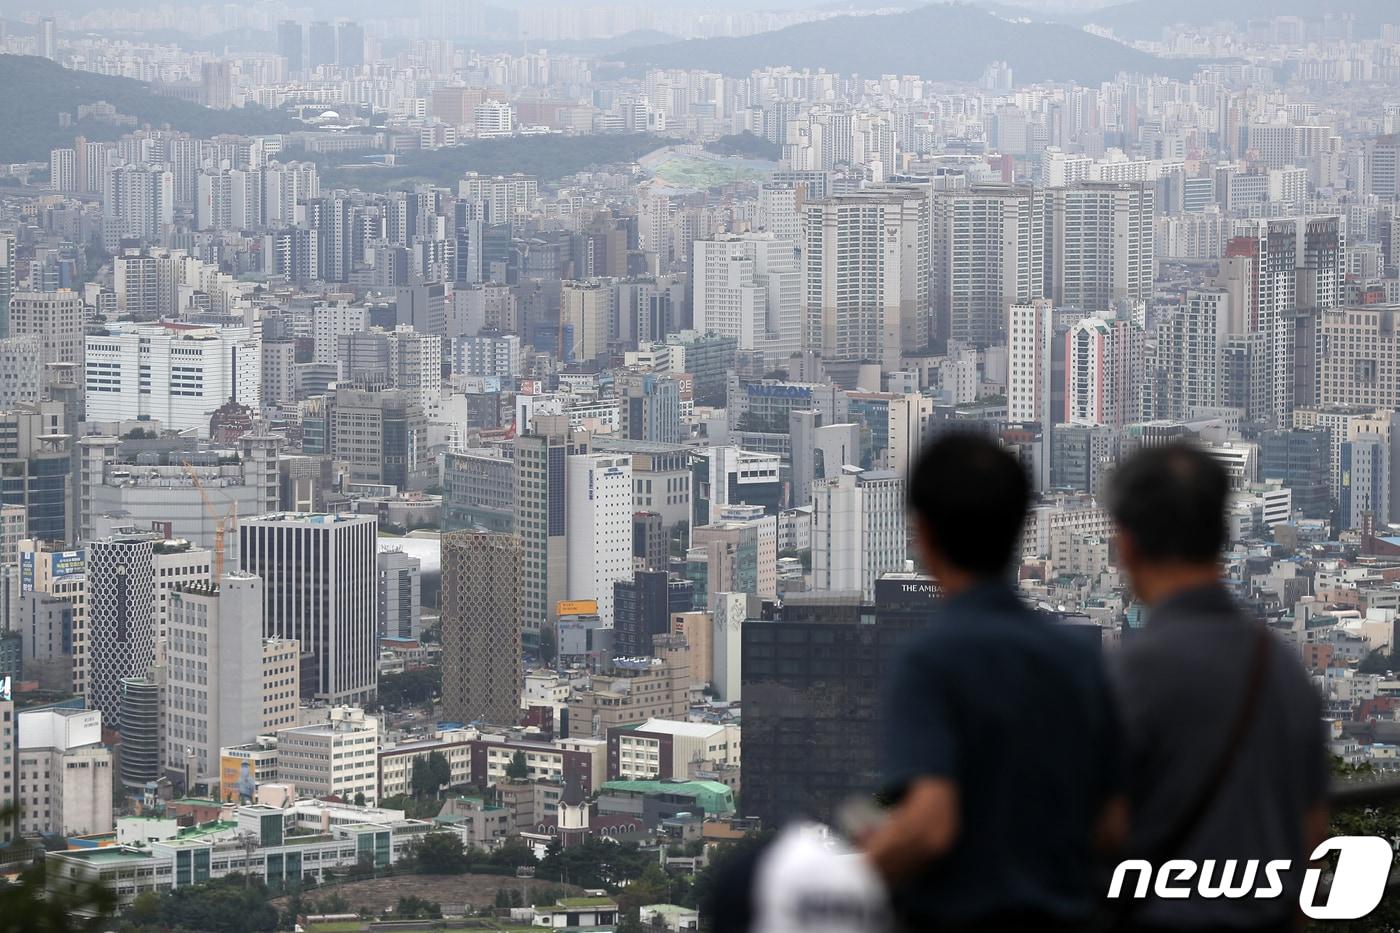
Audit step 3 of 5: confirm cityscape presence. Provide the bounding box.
[0,0,1396,929]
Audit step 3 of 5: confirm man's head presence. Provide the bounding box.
[1105,442,1228,604]
[907,431,1029,590]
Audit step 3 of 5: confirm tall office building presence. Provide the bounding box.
[377,548,422,640]
[328,388,428,490]
[692,233,802,361]
[742,583,935,826]
[934,184,1045,347]
[336,21,365,67]
[239,513,378,706]
[40,17,56,59]
[1341,436,1388,531]
[165,574,261,777]
[515,420,590,639]
[1045,181,1154,311]
[277,21,304,75]
[810,467,907,602]
[85,531,158,722]
[440,532,523,726]
[308,21,337,69]
[565,453,634,626]
[617,372,682,445]
[560,280,613,364]
[804,188,931,366]
[1065,316,1144,428]
[0,233,14,338]
[118,677,161,789]
[613,569,671,658]
[10,290,83,367]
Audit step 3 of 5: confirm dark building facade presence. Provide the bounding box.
[741,580,938,827]
[1260,427,1331,518]
[613,569,670,658]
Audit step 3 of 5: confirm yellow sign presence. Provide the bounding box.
[220,755,257,803]
[556,599,599,616]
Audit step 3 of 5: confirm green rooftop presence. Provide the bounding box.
[598,779,735,815]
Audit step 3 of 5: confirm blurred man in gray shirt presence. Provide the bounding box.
[1105,444,1328,933]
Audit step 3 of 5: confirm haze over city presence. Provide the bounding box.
[0,1,1396,931]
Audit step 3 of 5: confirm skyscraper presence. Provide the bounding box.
[308,21,337,70]
[804,187,931,366]
[515,418,590,640]
[1223,215,1343,428]
[565,453,633,626]
[277,21,304,75]
[102,164,174,248]
[1065,315,1144,429]
[1045,181,1155,311]
[934,184,1045,347]
[692,233,802,361]
[336,21,365,68]
[0,233,14,339]
[40,17,56,59]
[85,530,158,722]
[164,573,267,780]
[1144,288,1234,422]
[239,513,378,706]
[440,532,523,726]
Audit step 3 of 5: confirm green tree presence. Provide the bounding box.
[410,750,451,797]
[615,862,672,922]
[148,876,279,933]
[506,749,529,780]
[393,895,442,919]
[353,792,366,807]
[1313,759,1400,931]
[0,851,116,933]
[494,888,513,909]
[413,832,469,874]
[489,834,536,869]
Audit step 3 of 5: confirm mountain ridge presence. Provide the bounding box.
[616,3,1194,84]
[0,54,302,162]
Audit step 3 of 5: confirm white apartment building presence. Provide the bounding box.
[692,234,802,360]
[565,454,634,626]
[1066,316,1144,429]
[810,467,907,602]
[84,323,262,436]
[806,188,930,366]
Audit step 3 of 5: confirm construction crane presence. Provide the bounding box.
[180,461,239,580]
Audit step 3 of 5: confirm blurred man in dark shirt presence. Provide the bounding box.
[1105,443,1328,933]
[863,432,1125,932]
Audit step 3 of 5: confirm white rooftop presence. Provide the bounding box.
[636,718,726,738]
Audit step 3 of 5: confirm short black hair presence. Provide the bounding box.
[907,431,1030,576]
[1105,442,1228,563]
